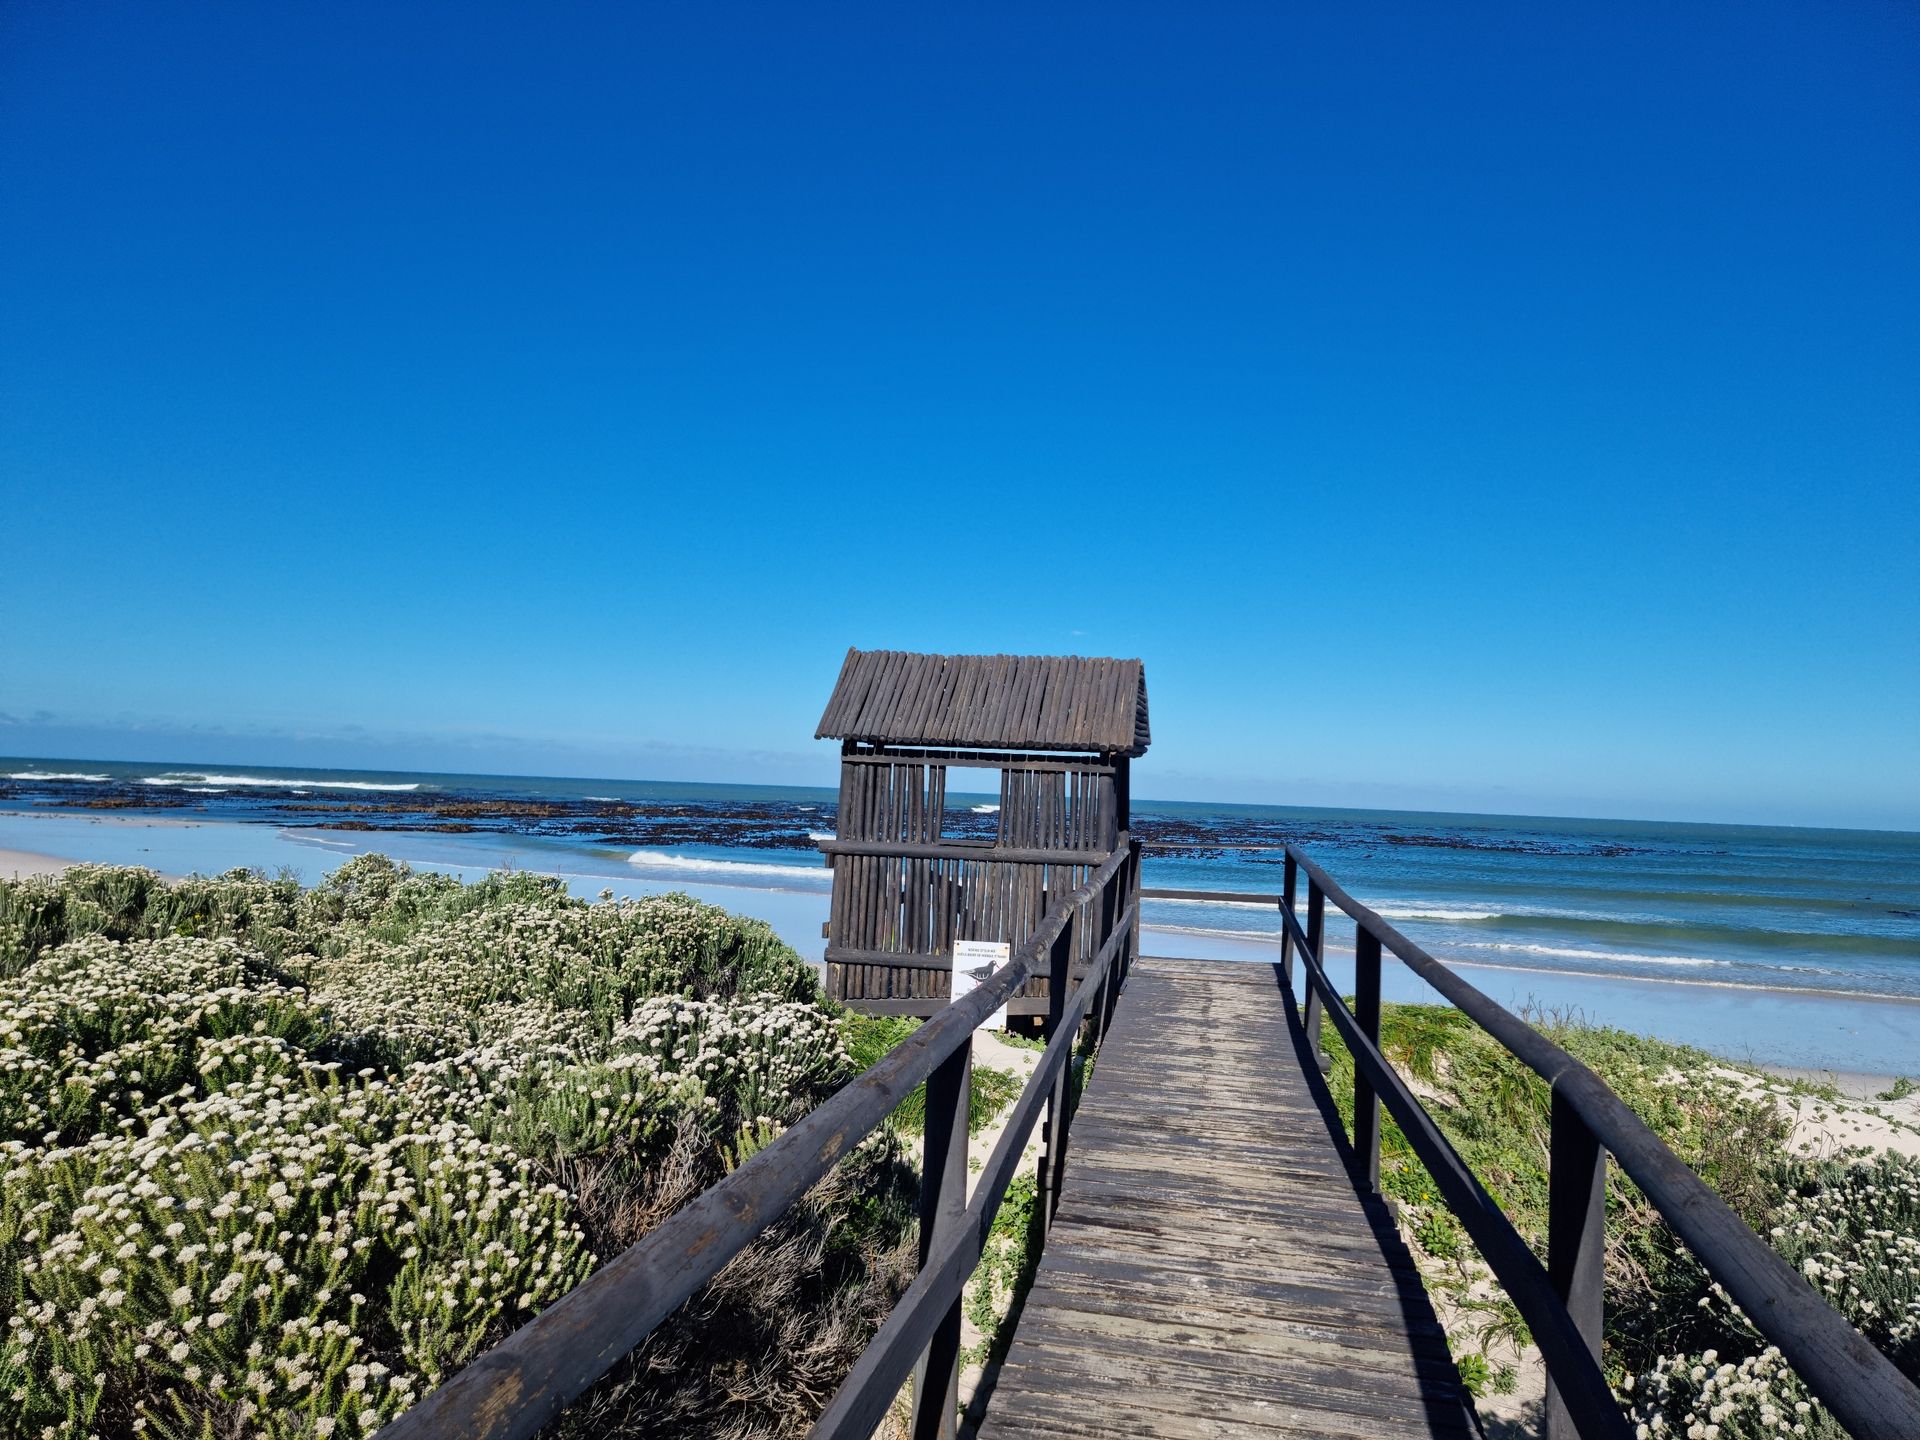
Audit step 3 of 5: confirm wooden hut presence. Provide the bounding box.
[814,649,1149,1017]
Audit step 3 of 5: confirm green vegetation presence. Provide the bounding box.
[1316,1001,1920,1436]
[962,1171,1042,1370]
[839,1015,1023,1135]
[0,859,918,1440]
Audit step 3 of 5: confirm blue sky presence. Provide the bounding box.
[2,3,1916,828]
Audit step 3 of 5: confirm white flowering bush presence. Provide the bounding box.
[0,934,329,1145]
[612,995,849,1132]
[1769,1152,1920,1373]
[1621,1337,1833,1439]
[0,859,917,1440]
[1613,1153,1920,1435]
[1,1058,590,1437]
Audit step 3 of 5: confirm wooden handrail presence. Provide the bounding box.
[1274,890,1627,1437]
[809,894,1138,1439]
[1141,851,1920,1439]
[378,838,1140,1440]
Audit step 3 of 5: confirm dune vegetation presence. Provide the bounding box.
[0,858,940,1440]
[7,858,1915,1440]
[1317,1002,1920,1438]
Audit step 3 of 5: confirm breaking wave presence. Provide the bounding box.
[625,850,824,882]
[1453,941,1729,969]
[141,772,421,793]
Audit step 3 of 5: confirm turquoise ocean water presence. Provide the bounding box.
[4,759,1916,1073]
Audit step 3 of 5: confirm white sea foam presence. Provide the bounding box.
[1145,895,1508,921]
[1455,941,1728,969]
[584,796,621,802]
[971,804,1000,814]
[286,830,358,850]
[1147,921,1284,942]
[1135,925,1916,1003]
[1372,902,1506,922]
[6,771,112,782]
[1138,928,1731,973]
[626,850,824,882]
[1441,956,1919,1006]
[807,831,834,843]
[1146,893,1273,911]
[141,772,421,793]
[183,787,227,794]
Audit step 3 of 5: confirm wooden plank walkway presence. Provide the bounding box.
[977,957,1480,1440]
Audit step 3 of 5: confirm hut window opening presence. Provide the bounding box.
[943,765,1002,844]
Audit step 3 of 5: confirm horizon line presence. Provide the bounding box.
[4,751,1917,840]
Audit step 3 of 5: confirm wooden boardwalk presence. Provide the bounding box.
[978,957,1479,1440]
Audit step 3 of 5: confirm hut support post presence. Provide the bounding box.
[910,1036,971,1440]
[1127,840,1142,988]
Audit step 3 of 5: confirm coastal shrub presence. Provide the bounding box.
[546,1132,918,1440]
[1620,1339,1837,1439]
[1314,1001,1919,1429]
[961,1169,1042,1379]
[0,860,919,1440]
[0,865,312,978]
[0,935,331,1145]
[0,1063,591,1438]
[1767,1151,1920,1374]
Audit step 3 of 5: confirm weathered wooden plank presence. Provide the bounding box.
[980,956,1477,1440]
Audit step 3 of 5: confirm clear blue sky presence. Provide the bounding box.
[2,3,1916,828]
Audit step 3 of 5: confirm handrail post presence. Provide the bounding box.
[1125,840,1142,987]
[1280,852,1298,996]
[1544,1087,1607,1440]
[1353,927,1382,1193]
[1303,881,1327,1072]
[1037,905,1076,1229]
[909,1029,971,1440]
[1103,856,1131,1033]
[1093,869,1117,1044]
[1043,889,1072,1042]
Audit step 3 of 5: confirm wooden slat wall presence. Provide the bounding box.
[825,750,1118,1009]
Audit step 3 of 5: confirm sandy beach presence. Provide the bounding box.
[0,846,75,880]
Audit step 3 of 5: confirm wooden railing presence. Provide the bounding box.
[378,837,1142,1440]
[1147,846,1920,1440]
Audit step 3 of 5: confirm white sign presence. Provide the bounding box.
[952,939,1011,1028]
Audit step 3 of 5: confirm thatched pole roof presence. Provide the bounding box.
[816,649,1150,757]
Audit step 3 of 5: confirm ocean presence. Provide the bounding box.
[5,758,1917,1073]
